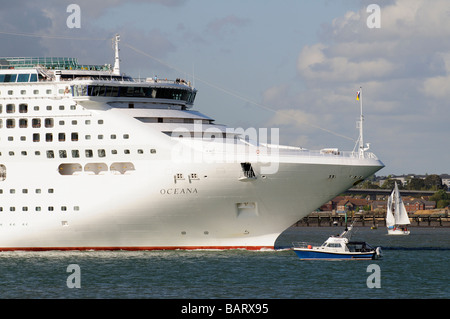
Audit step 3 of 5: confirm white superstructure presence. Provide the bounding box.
[0,37,384,250]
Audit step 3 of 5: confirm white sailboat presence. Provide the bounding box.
[386,182,410,235]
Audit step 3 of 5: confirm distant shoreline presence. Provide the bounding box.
[293,214,450,227]
[293,223,450,228]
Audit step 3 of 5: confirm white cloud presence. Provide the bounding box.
[422,75,450,99]
[267,109,319,130]
[297,44,396,83]
[262,0,450,174]
[2,0,448,174]
[421,52,450,99]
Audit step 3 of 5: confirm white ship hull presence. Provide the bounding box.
[0,134,382,250]
[0,48,384,251]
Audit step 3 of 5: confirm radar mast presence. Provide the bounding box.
[113,34,120,75]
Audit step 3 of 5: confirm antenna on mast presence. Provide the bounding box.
[113,34,120,75]
[356,86,370,158]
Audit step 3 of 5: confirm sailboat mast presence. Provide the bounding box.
[394,182,400,222]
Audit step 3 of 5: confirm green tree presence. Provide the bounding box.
[437,200,450,209]
[430,189,449,202]
[430,189,450,208]
[381,179,403,189]
[356,180,380,189]
[424,174,444,191]
[406,177,425,190]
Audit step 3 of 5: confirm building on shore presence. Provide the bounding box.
[319,196,436,214]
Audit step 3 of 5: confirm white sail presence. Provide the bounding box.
[395,190,410,225]
[387,182,410,226]
[386,191,396,227]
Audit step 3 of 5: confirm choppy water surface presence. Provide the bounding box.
[0,227,448,299]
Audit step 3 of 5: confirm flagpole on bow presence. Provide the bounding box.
[356,87,365,158]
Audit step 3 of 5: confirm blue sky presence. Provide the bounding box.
[1,0,449,176]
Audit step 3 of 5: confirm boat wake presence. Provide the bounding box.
[380,246,450,251]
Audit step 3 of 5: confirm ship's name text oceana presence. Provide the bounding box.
[159,188,198,195]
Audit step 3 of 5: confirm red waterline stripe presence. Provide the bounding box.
[0,245,274,251]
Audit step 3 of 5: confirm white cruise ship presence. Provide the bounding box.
[0,36,383,250]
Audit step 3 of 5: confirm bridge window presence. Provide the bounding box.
[73,84,196,104]
[17,74,30,82]
[0,74,17,82]
[0,74,36,83]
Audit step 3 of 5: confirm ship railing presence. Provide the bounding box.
[58,75,193,87]
[133,77,193,87]
[291,242,320,249]
[261,144,379,160]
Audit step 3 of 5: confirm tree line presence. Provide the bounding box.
[358,174,448,191]
[357,174,449,208]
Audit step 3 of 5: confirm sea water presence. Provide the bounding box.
[0,227,448,300]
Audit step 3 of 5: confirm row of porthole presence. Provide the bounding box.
[0,103,77,114]
[0,88,60,96]
[0,132,130,143]
[0,188,54,194]
[180,230,249,236]
[0,147,155,158]
[0,206,79,212]
[0,118,105,129]
[48,149,155,159]
[181,231,209,235]
[328,175,364,179]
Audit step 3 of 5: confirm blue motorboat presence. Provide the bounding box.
[292,225,382,260]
